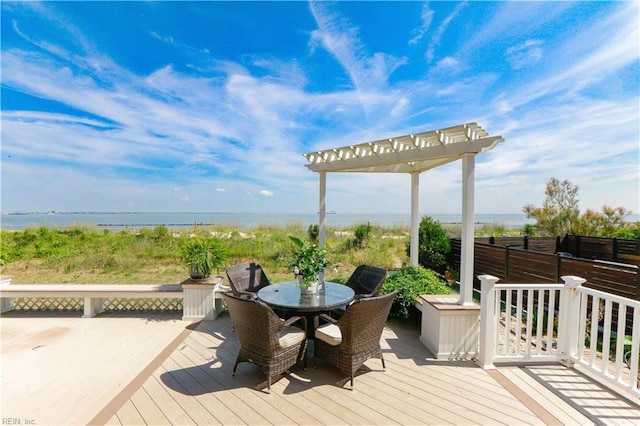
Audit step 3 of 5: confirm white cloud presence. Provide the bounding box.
[216,188,225,192]
[409,3,434,45]
[434,56,461,73]
[309,2,407,93]
[506,40,543,69]
[426,2,467,63]
[259,190,274,197]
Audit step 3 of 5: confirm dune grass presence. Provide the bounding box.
[0,220,524,284]
[0,224,410,284]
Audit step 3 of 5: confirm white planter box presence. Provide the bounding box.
[0,276,12,313]
[181,276,225,321]
[418,294,480,360]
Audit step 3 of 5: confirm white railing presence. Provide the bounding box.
[478,275,639,398]
[0,277,227,321]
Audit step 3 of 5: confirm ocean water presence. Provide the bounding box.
[1,211,543,231]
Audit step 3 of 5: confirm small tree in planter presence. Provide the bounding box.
[181,235,227,280]
[382,265,451,321]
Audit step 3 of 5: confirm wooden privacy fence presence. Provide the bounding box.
[466,235,640,265]
[450,237,639,335]
[562,235,640,265]
[450,237,640,301]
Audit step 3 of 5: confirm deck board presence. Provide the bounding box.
[107,312,619,426]
[4,309,637,425]
[141,373,197,425]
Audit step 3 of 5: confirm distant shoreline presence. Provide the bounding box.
[1,211,637,232]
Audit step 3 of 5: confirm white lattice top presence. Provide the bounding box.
[303,122,504,173]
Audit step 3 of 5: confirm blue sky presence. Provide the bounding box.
[1,1,638,215]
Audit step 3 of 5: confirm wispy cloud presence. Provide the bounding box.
[309,2,407,94]
[409,2,434,45]
[426,2,467,63]
[505,40,543,70]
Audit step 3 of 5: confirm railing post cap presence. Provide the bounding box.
[478,274,500,283]
[561,275,586,288]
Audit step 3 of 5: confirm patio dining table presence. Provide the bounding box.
[257,280,354,337]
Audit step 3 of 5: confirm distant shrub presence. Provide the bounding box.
[353,222,372,248]
[307,224,319,243]
[615,222,640,240]
[382,265,451,320]
[406,216,450,274]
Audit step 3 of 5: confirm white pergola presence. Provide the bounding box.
[303,122,504,306]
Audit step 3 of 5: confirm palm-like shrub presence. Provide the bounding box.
[181,236,227,279]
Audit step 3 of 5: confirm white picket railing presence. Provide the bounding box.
[478,275,639,398]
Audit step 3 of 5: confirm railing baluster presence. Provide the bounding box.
[526,289,533,357]
[495,288,501,355]
[614,304,627,381]
[546,290,556,354]
[536,289,544,355]
[505,290,512,355]
[590,295,600,368]
[601,298,612,375]
[578,291,588,361]
[515,289,523,355]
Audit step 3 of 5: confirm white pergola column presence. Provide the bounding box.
[410,172,420,266]
[318,171,327,247]
[459,154,476,306]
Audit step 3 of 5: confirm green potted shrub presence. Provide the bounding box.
[181,235,227,280]
[288,235,328,293]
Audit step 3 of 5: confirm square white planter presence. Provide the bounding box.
[418,294,480,360]
[0,276,13,313]
[181,276,225,321]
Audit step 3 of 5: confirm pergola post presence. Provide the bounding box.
[318,172,326,247]
[459,154,476,306]
[410,172,420,266]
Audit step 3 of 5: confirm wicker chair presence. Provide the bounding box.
[225,262,271,299]
[314,290,397,388]
[222,292,307,392]
[331,264,388,318]
[346,264,388,297]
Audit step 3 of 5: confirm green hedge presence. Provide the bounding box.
[382,265,451,320]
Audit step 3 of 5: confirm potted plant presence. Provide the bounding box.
[288,235,328,294]
[181,235,227,280]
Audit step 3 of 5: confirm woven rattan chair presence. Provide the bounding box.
[314,290,397,388]
[346,264,388,297]
[225,262,271,299]
[222,292,307,393]
[331,265,387,318]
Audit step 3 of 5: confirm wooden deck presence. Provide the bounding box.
[87,313,639,426]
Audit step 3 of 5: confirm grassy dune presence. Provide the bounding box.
[0,221,522,284]
[0,224,409,284]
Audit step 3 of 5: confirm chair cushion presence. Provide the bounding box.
[278,326,306,348]
[315,323,342,346]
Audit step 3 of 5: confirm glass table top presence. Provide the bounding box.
[257,281,355,312]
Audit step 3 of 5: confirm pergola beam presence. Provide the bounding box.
[305,125,502,173]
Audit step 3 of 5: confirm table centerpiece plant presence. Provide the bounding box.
[288,235,328,294]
